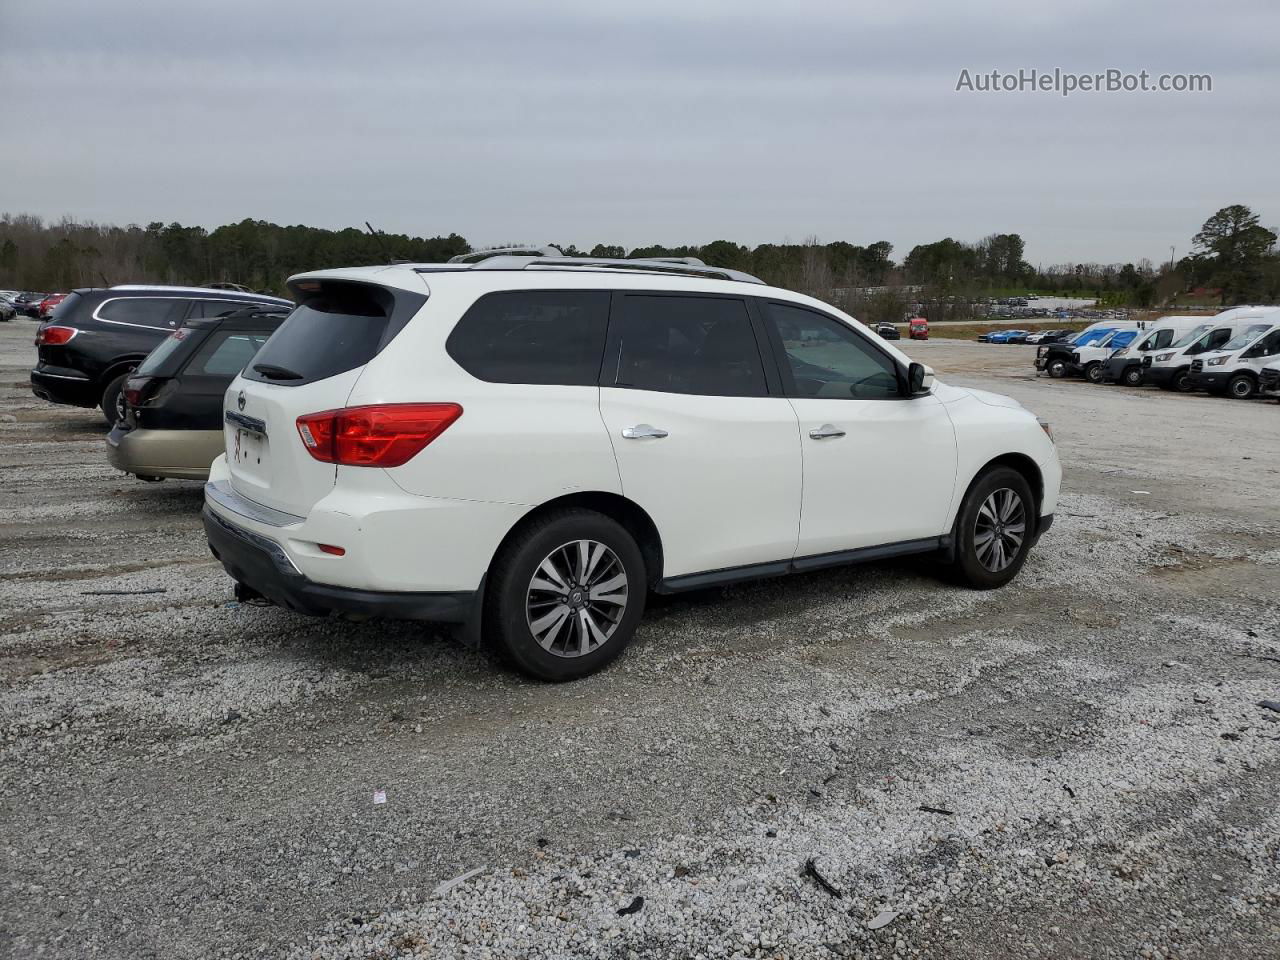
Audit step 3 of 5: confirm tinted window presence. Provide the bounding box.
[612,295,766,397]
[98,297,184,328]
[1251,330,1280,356]
[765,302,900,399]
[244,282,400,386]
[447,291,609,386]
[1152,329,1175,349]
[136,329,193,375]
[192,300,245,319]
[191,332,273,376]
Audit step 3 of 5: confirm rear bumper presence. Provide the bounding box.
[107,426,223,480]
[203,506,474,622]
[30,366,99,407]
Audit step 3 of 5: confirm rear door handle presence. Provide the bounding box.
[621,424,669,440]
[808,424,846,440]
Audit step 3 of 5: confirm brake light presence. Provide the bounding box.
[123,376,166,408]
[296,403,463,467]
[36,325,78,346]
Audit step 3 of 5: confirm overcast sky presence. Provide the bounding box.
[1,0,1276,265]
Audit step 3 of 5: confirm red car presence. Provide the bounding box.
[908,317,929,340]
[37,293,68,318]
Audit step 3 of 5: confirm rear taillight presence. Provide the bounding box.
[36,325,78,346]
[296,403,463,467]
[123,376,168,408]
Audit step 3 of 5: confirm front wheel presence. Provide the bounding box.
[1227,373,1257,400]
[1122,366,1144,387]
[947,467,1036,589]
[1046,358,1068,379]
[1084,362,1103,384]
[485,509,647,681]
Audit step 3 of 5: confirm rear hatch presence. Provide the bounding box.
[224,279,426,517]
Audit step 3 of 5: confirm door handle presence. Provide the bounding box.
[808,424,846,440]
[621,424,669,440]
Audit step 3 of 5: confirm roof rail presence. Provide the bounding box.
[448,245,564,264]
[420,254,763,284]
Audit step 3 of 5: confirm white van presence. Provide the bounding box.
[1186,317,1280,399]
[1099,316,1214,386]
[1146,307,1280,393]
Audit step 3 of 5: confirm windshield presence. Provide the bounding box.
[1072,327,1115,346]
[1170,324,1211,348]
[1221,324,1274,352]
[1101,330,1137,349]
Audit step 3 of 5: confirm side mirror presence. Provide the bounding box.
[906,362,934,396]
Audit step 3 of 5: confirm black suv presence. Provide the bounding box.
[32,285,292,424]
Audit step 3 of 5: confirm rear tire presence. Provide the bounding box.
[947,467,1036,589]
[485,509,647,681]
[1084,362,1103,384]
[101,373,130,426]
[1227,373,1257,399]
[1122,366,1144,387]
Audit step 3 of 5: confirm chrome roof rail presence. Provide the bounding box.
[448,245,564,263]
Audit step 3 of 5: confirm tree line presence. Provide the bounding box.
[2,205,1275,308]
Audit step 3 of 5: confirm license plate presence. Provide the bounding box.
[232,428,266,467]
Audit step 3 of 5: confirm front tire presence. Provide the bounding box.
[1122,366,1144,387]
[948,467,1036,589]
[1227,373,1257,400]
[485,509,647,681]
[1084,362,1103,384]
[1046,358,1068,379]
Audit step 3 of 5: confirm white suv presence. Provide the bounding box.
[203,250,1061,680]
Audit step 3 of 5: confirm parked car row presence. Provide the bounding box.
[27,252,1062,680]
[0,290,66,320]
[31,284,293,425]
[978,328,1075,345]
[1033,307,1280,400]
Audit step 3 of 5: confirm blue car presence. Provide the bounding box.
[986,329,1030,344]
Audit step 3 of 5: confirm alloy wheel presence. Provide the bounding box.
[525,539,629,658]
[973,488,1026,573]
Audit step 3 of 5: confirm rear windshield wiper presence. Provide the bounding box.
[253,363,304,381]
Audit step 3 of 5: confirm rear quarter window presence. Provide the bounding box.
[97,297,186,329]
[190,331,274,376]
[446,291,610,385]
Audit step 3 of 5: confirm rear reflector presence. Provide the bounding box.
[296,403,463,467]
[36,325,78,346]
[318,543,346,556]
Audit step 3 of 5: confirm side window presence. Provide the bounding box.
[764,302,901,399]
[1255,330,1280,356]
[97,298,184,329]
[611,295,766,397]
[1151,329,1174,349]
[447,291,610,386]
[190,331,273,376]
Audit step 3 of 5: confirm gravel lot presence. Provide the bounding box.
[1,323,1278,959]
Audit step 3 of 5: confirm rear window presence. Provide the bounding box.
[243,281,420,386]
[49,292,83,322]
[136,329,193,375]
[446,291,610,385]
